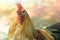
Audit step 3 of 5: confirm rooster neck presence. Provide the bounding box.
[18,9,35,38]
[20,14,34,34]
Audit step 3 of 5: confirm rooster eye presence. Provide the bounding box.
[22,10,25,14]
[21,9,25,14]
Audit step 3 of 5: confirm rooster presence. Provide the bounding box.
[8,3,54,40]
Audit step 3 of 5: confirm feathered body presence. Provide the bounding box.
[8,3,54,40]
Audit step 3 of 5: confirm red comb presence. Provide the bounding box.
[16,3,22,14]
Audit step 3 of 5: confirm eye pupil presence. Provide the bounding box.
[22,10,25,13]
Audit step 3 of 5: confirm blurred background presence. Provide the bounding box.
[0,0,60,40]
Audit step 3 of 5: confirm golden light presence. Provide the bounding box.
[0,0,17,35]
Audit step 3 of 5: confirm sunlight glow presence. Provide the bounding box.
[0,0,57,38]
